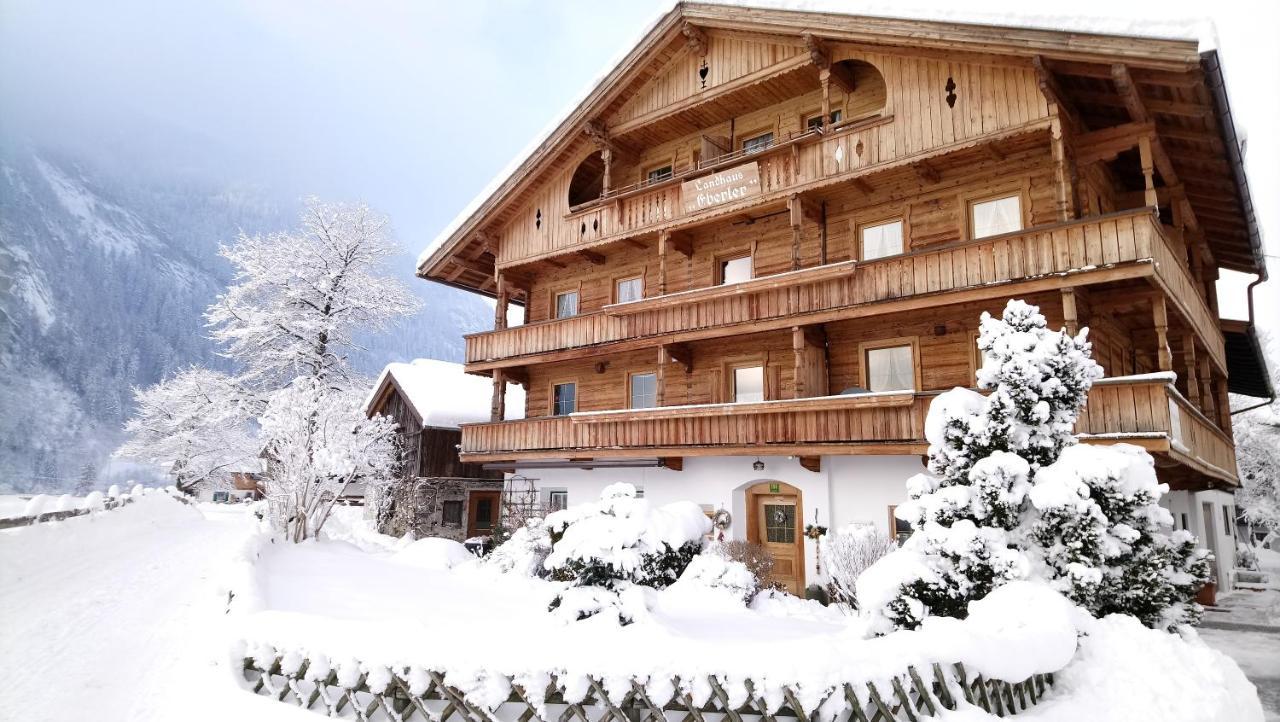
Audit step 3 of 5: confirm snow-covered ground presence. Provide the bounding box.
[0,494,312,722]
[1,498,1266,722]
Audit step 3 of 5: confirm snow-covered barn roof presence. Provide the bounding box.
[416,1,1264,293]
[365,359,523,429]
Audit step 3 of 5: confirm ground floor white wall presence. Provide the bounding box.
[510,454,925,589]
[1161,489,1240,593]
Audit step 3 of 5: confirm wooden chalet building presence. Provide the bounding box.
[365,359,524,542]
[417,5,1271,593]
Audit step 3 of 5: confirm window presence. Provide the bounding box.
[547,491,568,512]
[554,290,579,319]
[615,276,643,304]
[718,255,752,285]
[865,344,915,392]
[646,165,673,183]
[888,505,913,546]
[441,500,463,526]
[552,382,576,416]
[806,109,842,131]
[741,131,774,154]
[1224,506,1234,536]
[634,487,645,499]
[630,372,657,409]
[969,194,1023,239]
[859,219,904,260]
[1180,513,1189,531]
[733,365,765,403]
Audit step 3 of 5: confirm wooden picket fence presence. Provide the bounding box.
[242,654,1054,721]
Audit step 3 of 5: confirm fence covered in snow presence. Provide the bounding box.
[0,486,185,530]
[241,654,1054,721]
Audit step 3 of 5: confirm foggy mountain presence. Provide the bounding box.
[0,141,492,492]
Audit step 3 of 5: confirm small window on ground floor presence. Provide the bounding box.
[441,500,463,526]
[865,344,916,392]
[888,505,913,546]
[547,490,568,512]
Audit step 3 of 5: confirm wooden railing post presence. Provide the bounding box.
[1061,288,1079,335]
[1138,135,1158,211]
[1049,112,1074,222]
[1182,332,1200,407]
[658,230,669,295]
[1198,355,1216,422]
[494,273,509,331]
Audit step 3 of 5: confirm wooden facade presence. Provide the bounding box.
[420,4,1265,491]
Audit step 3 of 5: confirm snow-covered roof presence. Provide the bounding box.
[365,359,524,429]
[416,1,1220,278]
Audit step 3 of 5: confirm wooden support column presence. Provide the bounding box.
[600,147,613,197]
[658,231,669,296]
[1048,112,1075,222]
[490,368,506,422]
[1152,296,1172,372]
[1198,355,1216,420]
[792,326,808,399]
[1061,288,1079,336]
[819,69,832,128]
[656,346,667,407]
[1181,333,1200,407]
[788,194,804,271]
[1138,135,1158,210]
[1214,376,1232,435]
[493,274,509,331]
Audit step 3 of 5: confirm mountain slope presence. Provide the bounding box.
[0,143,491,492]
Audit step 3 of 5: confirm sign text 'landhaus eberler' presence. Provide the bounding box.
[681,162,761,214]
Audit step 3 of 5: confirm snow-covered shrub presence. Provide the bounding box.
[670,552,758,603]
[544,483,709,623]
[484,518,552,577]
[820,524,896,609]
[717,539,776,588]
[860,300,1209,634]
[1237,543,1259,571]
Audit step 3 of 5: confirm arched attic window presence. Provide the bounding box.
[568,151,606,209]
[828,59,887,122]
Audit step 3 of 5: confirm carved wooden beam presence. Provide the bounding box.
[798,456,821,473]
[682,22,708,56]
[1032,56,1083,132]
[802,33,830,70]
[577,249,606,265]
[661,457,684,472]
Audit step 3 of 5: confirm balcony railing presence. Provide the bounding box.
[460,376,1237,485]
[467,210,1225,372]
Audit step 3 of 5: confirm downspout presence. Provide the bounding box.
[1230,276,1275,415]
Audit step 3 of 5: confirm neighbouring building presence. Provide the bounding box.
[416,4,1271,594]
[364,359,525,542]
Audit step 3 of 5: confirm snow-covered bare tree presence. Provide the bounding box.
[114,366,256,494]
[206,198,420,386]
[821,524,897,610]
[1235,412,1280,545]
[259,377,399,542]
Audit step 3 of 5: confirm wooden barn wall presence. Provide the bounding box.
[496,49,1048,267]
[419,427,502,480]
[522,140,1057,324]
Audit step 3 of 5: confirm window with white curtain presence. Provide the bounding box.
[554,290,579,319]
[719,255,752,285]
[860,219,904,260]
[615,276,643,304]
[733,366,765,403]
[969,195,1023,239]
[865,345,915,392]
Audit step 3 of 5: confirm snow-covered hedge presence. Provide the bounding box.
[543,483,710,623]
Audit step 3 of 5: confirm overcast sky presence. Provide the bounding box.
[2,0,1275,328]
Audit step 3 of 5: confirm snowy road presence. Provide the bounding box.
[0,498,305,722]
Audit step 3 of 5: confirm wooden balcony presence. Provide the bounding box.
[460,375,1237,485]
[467,210,1225,373]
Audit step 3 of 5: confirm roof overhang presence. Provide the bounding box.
[418,2,1211,296]
[1222,319,1275,400]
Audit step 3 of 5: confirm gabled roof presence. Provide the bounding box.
[418,2,1263,296]
[365,359,525,429]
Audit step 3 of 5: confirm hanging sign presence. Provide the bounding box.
[681,161,761,214]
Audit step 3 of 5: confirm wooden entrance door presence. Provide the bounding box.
[467,490,501,538]
[747,482,804,594]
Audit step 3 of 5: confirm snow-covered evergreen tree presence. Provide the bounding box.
[859,299,1209,633]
